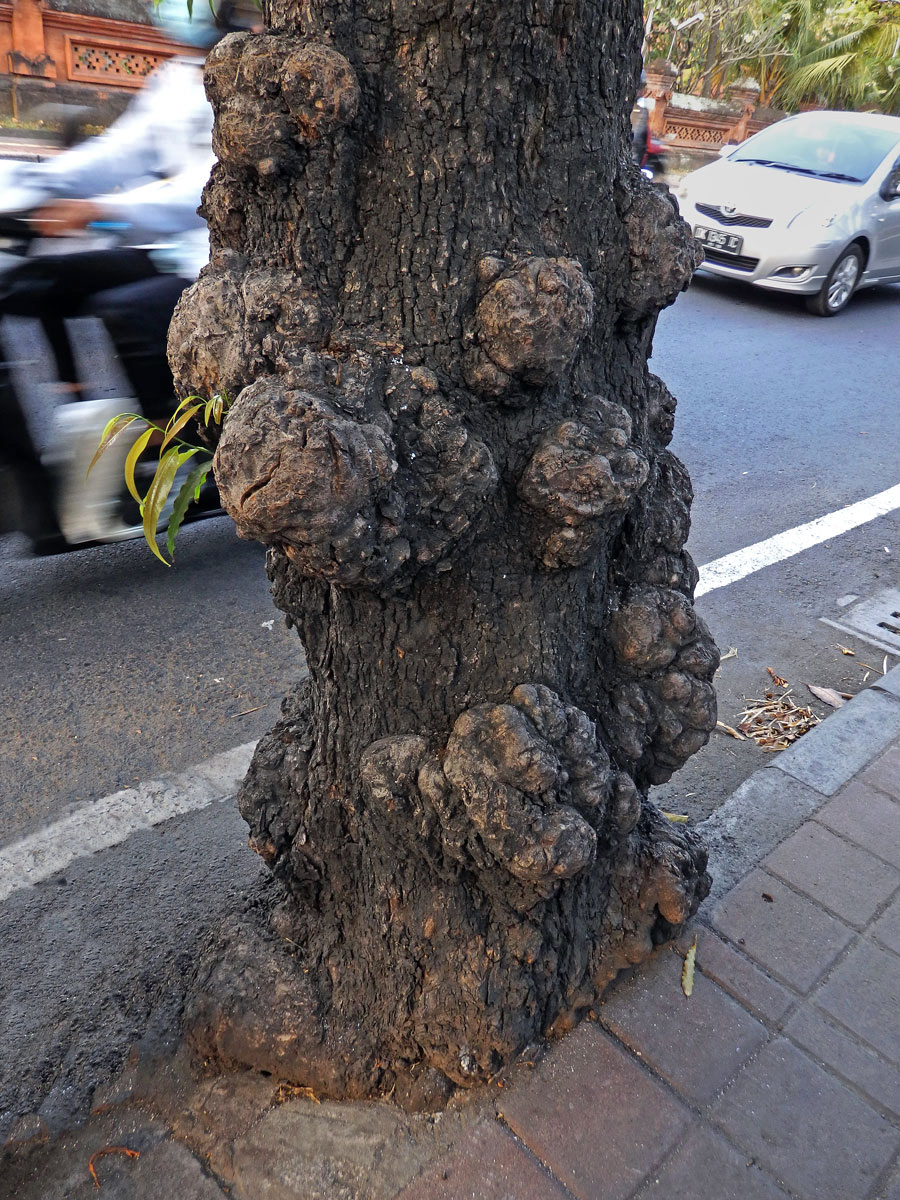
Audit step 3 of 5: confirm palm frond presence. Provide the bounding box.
[800,27,867,60]
[866,21,900,62]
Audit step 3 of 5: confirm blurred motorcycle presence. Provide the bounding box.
[0,201,219,557]
[639,130,669,181]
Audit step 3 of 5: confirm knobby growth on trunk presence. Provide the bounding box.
[168,0,716,1106]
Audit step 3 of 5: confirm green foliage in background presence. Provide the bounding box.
[646,0,900,112]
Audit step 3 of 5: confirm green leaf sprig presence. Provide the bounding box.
[88,392,229,565]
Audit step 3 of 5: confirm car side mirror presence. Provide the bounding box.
[881,165,900,200]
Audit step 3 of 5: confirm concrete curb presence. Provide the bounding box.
[699,666,900,904]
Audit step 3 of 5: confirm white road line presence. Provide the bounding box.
[696,482,900,598]
[0,741,256,904]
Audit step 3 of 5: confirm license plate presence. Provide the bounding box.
[694,225,743,255]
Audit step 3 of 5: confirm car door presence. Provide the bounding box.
[869,153,900,280]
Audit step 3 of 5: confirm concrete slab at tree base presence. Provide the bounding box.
[228,1102,429,1200]
[0,1053,492,1200]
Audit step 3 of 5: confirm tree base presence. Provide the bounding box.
[167,0,716,1116]
[183,888,458,1113]
[183,797,710,1108]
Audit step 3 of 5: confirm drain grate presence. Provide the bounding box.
[821,588,900,656]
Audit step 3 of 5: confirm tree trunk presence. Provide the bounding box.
[701,23,721,98]
[168,0,715,1106]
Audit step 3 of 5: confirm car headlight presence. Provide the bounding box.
[787,206,839,239]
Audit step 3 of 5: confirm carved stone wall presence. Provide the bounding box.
[0,0,187,119]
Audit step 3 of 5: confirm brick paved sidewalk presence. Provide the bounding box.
[396,670,900,1200]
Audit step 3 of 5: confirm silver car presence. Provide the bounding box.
[676,110,900,315]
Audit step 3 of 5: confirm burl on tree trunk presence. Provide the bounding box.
[168,0,716,1105]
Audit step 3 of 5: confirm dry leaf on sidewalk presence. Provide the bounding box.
[681,937,697,997]
[738,690,820,751]
[836,644,855,656]
[806,684,844,709]
[767,667,788,687]
[661,811,689,823]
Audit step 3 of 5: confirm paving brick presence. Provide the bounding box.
[814,939,900,1065]
[712,869,854,993]
[638,1125,789,1199]
[711,1039,899,1200]
[692,928,795,1024]
[395,1120,570,1200]
[815,781,900,869]
[762,821,900,927]
[498,1022,691,1200]
[784,1004,900,1120]
[773,689,900,797]
[598,944,768,1105]
[861,741,900,802]
[871,894,900,957]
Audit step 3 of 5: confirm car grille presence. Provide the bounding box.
[700,248,760,272]
[696,203,772,229]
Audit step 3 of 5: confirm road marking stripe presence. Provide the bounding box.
[696,482,900,598]
[0,741,256,904]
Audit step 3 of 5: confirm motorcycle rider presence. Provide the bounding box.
[0,4,236,551]
[631,70,669,180]
[631,71,651,169]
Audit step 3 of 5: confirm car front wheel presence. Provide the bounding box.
[806,244,863,316]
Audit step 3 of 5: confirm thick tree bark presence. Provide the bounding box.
[169,0,715,1104]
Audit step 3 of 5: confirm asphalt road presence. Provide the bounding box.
[1,278,899,839]
[653,270,900,818]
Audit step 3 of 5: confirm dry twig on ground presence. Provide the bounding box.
[738,689,821,751]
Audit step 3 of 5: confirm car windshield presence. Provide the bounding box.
[730,116,900,183]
